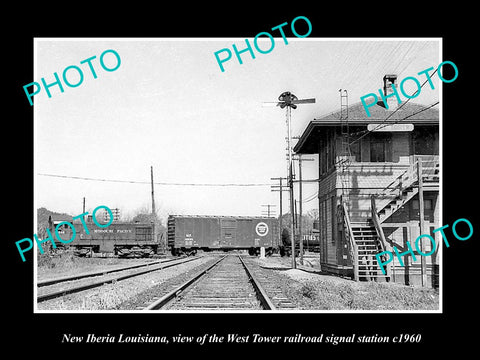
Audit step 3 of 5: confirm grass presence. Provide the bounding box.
[37,251,141,280]
[81,283,126,310]
[286,278,439,310]
[37,251,79,275]
[38,282,128,311]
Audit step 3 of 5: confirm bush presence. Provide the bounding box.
[288,276,439,310]
[300,283,317,299]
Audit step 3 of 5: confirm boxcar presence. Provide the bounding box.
[167,215,278,256]
[57,221,157,257]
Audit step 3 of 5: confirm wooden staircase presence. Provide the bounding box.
[351,222,390,282]
[342,156,439,282]
[377,187,418,223]
[342,203,389,282]
[375,156,439,223]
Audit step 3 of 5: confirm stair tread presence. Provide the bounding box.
[375,185,420,222]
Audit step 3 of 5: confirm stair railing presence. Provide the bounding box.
[371,195,391,279]
[380,160,418,197]
[370,195,387,253]
[373,160,419,216]
[414,155,440,182]
[342,202,358,281]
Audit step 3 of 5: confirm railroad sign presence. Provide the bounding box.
[367,124,414,132]
[255,222,269,236]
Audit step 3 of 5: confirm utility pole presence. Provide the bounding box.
[292,155,315,265]
[82,197,86,223]
[297,155,304,265]
[151,166,156,217]
[151,166,158,252]
[271,177,287,249]
[417,158,427,287]
[261,204,276,217]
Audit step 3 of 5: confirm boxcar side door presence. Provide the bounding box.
[220,218,237,247]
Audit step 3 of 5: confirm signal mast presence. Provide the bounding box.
[263,91,315,269]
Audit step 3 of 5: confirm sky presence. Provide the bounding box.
[34,38,440,222]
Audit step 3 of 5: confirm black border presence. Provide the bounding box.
[7,5,477,354]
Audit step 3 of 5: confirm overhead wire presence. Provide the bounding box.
[38,173,272,187]
[302,191,319,203]
[349,66,439,147]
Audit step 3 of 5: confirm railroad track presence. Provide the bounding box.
[240,257,297,309]
[144,254,276,311]
[37,257,187,287]
[37,256,202,303]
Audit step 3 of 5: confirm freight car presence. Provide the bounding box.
[167,215,279,256]
[56,220,158,257]
[279,228,320,256]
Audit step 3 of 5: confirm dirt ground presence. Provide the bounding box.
[254,253,440,311]
[256,253,358,285]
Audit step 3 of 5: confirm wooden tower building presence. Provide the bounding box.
[294,76,440,287]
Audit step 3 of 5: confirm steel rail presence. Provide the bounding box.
[37,256,202,303]
[37,257,187,287]
[144,255,227,310]
[238,255,276,310]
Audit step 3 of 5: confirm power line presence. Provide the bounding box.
[302,191,318,203]
[349,100,439,147]
[372,68,438,125]
[349,67,439,147]
[37,173,272,187]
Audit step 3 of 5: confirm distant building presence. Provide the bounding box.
[294,75,440,287]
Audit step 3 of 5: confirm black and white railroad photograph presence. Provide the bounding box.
[34,38,441,312]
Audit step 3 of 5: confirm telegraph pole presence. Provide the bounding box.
[271,177,287,249]
[293,155,315,265]
[261,204,276,217]
[82,197,86,223]
[417,158,427,287]
[151,166,158,252]
[298,155,304,265]
[151,166,156,217]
